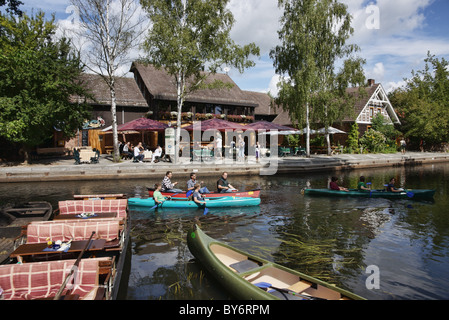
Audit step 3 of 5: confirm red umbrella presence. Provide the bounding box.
[183,118,247,131]
[245,120,297,132]
[117,118,168,132]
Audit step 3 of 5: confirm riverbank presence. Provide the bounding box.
[0,151,448,183]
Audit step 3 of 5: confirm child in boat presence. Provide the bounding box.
[386,178,403,192]
[358,176,370,191]
[329,177,349,192]
[153,183,171,204]
[192,183,206,205]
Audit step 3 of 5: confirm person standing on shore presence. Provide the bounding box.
[400,138,406,154]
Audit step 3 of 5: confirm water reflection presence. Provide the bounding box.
[1,163,449,300]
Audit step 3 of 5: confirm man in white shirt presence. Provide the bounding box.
[134,142,144,162]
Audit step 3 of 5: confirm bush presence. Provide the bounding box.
[359,129,386,153]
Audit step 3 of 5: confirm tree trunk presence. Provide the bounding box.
[306,102,310,158]
[326,132,331,156]
[110,84,120,162]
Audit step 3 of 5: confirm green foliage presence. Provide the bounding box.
[140,0,260,161]
[359,129,386,153]
[0,12,90,149]
[389,52,449,147]
[270,0,365,156]
[346,122,359,153]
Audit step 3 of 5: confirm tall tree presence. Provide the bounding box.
[270,0,365,156]
[69,0,147,162]
[0,12,90,162]
[140,0,260,162]
[389,52,449,148]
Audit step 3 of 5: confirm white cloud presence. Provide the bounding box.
[228,0,281,55]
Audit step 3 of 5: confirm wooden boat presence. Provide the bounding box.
[73,194,127,200]
[0,197,131,300]
[303,188,436,199]
[128,196,261,208]
[147,188,261,199]
[187,225,366,300]
[0,202,53,264]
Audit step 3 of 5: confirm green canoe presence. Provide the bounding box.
[128,196,260,208]
[187,225,365,300]
[303,188,435,199]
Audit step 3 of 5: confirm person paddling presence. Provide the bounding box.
[192,183,206,205]
[153,183,171,204]
[357,176,370,191]
[386,178,403,193]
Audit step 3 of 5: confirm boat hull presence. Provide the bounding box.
[187,225,365,300]
[128,197,261,208]
[303,188,435,199]
[147,188,261,199]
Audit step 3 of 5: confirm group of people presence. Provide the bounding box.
[329,176,404,193]
[119,141,163,163]
[152,171,239,206]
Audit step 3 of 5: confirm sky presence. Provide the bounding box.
[10,0,449,95]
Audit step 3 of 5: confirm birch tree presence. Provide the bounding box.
[140,0,260,163]
[69,0,147,161]
[270,0,365,156]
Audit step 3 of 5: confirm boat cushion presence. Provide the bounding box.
[26,220,120,243]
[58,200,128,218]
[0,257,109,300]
[229,259,260,273]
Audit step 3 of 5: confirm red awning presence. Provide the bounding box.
[117,118,168,132]
[183,118,247,131]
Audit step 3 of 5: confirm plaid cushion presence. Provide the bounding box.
[0,257,110,300]
[58,199,128,218]
[26,220,120,243]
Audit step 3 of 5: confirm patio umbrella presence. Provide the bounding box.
[183,118,247,131]
[117,117,168,132]
[244,120,297,132]
[316,127,346,134]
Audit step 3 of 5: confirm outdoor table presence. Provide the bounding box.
[10,239,106,263]
[53,212,118,220]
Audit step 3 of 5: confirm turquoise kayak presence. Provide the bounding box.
[128,196,261,208]
[303,188,436,199]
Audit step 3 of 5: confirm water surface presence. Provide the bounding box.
[1,163,448,300]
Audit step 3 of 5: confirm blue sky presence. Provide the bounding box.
[8,0,449,95]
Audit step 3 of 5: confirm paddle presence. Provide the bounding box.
[54,231,96,300]
[254,282,326,300]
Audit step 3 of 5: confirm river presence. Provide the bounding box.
[1,162,448,300]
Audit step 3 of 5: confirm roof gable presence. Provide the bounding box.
[131,63,257,107]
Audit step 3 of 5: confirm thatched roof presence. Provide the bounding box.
[242,91,280,116]
[72,73,148,107]
[131,63,258,107]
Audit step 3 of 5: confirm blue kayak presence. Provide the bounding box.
[128,196,261,208]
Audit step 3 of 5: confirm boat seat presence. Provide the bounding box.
[229,259,260,273]
[288,280,312,293]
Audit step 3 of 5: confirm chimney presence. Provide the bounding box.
[367,79,375,87]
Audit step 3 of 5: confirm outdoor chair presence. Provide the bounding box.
[90,149,100,164]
